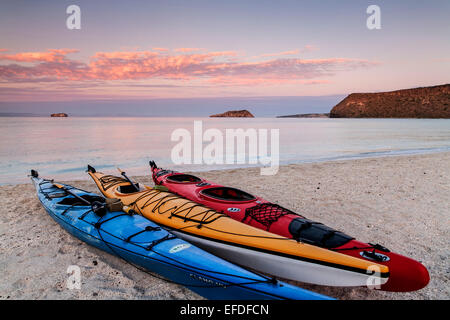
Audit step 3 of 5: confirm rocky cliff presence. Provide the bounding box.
[330,84,450,118]
[277,113,330,118]
[210,110,254,118]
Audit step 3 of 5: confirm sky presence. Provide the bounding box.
[0,0,449,116]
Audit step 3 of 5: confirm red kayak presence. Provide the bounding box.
[150,161,429,292]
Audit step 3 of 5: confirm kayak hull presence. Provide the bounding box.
[151,166,429,292]
[171,229,380,287]
[32,176,330,300]
[88,169,390,288]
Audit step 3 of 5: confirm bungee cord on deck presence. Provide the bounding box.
[97,174,298,241]
[36,178,281,290]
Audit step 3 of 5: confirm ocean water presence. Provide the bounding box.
[0,117,449,185]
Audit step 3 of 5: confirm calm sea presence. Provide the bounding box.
[1,117,449,185]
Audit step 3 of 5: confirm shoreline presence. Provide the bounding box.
[1,152,449,299]
[2,148,450,187]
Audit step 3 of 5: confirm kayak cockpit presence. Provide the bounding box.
[200,187,256,202]
[117,183,141,194]
[57,194,104,206]
[166,174,202,184]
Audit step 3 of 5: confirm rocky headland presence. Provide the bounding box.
[330,84,450,118]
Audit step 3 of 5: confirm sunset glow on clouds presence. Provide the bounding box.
[257,45,318,58]
[0,1,448,104]
[0,49,80,63]
[0,47,378,100]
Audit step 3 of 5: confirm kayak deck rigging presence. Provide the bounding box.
[98,176,301,241]
[130,189,227,226]
[88,168,395,290]
[33,177,302,295]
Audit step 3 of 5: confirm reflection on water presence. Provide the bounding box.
[1,117,449,185]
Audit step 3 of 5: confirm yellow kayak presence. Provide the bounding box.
[88,167,389,287]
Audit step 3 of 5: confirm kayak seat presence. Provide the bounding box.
[200,187,256,202]
[117,183,140,194]
[167,174,202,183]
[58,195,105,206]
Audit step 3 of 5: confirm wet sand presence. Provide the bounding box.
[1,152,449,300]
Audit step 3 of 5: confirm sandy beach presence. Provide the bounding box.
[1,152,449,300]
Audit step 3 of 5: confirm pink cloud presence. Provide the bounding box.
[207,77,331,86]
[152,47,169,52]
[0,48,377,85]
[260,49,300,58]
[256,45,319,58]
[0,49,78,62]
[92,51,159,60]
[203,58,376,80]
[303,44,318,52]
[174,48,204,53]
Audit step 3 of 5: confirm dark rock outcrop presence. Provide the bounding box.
[50,113,68,117]
[330,84,450,118]
[277,113,330,118]
[210,110,254,118]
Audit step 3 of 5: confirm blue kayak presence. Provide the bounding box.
[31,173,331,300]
